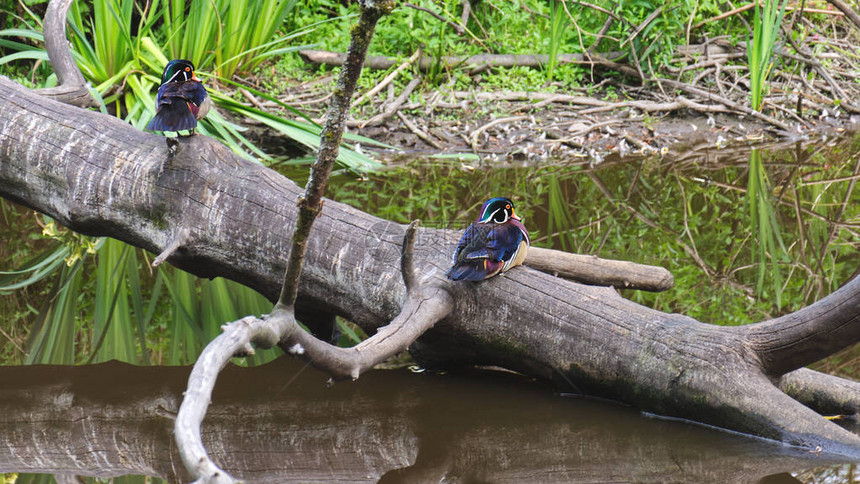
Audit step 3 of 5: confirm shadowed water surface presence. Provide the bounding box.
[0,358,856,483]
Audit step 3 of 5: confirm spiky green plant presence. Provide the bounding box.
[546,0,566,82]
[0,204,279,366]
[163,0,300,79]
[12,235,280,366]
[23,259,84,365]
[0,0,381,171]
[747,0,788,111]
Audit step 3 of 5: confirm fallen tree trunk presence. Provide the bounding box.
[0,75,858,458]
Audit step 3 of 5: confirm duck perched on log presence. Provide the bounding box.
[447,197,530,281]
[146,59,210,135]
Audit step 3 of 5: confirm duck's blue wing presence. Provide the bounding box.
[484,222,525,262]
[447,223,514,281]
[146,81,208,132]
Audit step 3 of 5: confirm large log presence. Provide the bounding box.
[0,75,858,456]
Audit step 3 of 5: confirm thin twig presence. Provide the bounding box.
[815,156,860,271]
[0,325,24,355]
[404,3,465,34]
[469,115,529,151]
[353,49,421,107]
[622,6,664,48]
[361,76,422,127]
[397,110,443,149]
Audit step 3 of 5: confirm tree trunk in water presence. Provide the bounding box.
[0,75,858,456]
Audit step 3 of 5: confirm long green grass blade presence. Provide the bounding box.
[0,244,68,292]
[24,259,84,364]
[90,238,137,363]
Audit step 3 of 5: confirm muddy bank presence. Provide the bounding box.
[240,80,860,165]
[240,33,860,164]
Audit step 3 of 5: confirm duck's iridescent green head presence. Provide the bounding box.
[477,197,520,223]
[161,59,198,84]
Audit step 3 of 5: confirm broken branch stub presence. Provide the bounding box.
[40,0,98,108]
[525,247,674,291]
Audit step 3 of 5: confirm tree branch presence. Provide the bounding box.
[173,2,435,480]
[277,2,389,310]
[780,368,860,416]
[277,220,453,382]
[744,275,860,376]
[175,316,287,483]
[176,222,453,480]
[38,0,97,108]
[525,247,674,291]
[280,285,453,380]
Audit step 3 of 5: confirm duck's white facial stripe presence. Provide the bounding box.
[484,207,509,224]
[166,69,189,83]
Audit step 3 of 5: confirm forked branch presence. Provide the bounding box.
[174,222,452,482]
[278,222,453,380]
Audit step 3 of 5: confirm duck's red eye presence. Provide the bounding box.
[185,67,190,71]
[506,204,511,209]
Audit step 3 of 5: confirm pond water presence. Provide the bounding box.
[2,135,859,483]
[0,358,857,483]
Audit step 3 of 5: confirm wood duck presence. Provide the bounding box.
[146,59,211,134]
[447,197,530,281]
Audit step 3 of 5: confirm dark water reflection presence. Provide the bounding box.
[0,358,855,483]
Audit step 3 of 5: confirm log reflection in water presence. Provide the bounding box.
[0,358,851,483]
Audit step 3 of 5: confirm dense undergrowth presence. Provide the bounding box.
[0,0,858,379]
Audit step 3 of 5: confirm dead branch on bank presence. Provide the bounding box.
[295,1,860,137]
[266,13,860,157]
[299,49,627,72]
